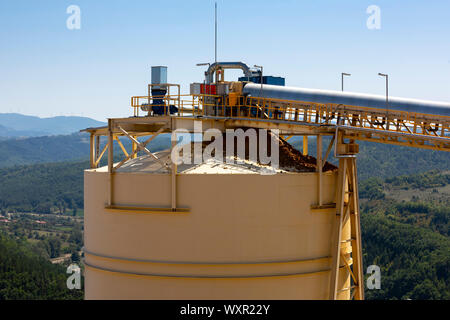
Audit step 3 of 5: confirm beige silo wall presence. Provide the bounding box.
[84,170,351,299]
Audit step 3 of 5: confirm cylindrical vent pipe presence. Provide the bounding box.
[151,66,168,115]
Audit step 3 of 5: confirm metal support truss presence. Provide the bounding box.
[329,149,364,300]
[89,133,109,169]
[115,125,168,170]
[101,120,183,212]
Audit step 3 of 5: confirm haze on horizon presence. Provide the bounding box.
[0,0,449,122]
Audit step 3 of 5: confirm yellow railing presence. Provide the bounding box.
[131,94,220,117]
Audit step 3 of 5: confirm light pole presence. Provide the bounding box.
[215,2,217,67]
[341,73,351,91]
[378,73,389,129]
[254,65,264,117]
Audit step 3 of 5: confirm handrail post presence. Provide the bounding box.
[107,119,114,206]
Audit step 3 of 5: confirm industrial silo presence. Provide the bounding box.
[83,134,352,300]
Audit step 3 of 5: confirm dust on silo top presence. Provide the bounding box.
[112,129,337,174]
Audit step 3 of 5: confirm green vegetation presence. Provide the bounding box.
[360,170,450,236]
[0,133,170,168]
[0,231,83,300]
[290,137,450,180]
[1,211,83,259]
[0,161,86,214]
[386,170,450,190]
[355,142,450,181]
[359,177,385,200]
[362,212,449,300]
[0,133,91,167]
[360,171,450,299]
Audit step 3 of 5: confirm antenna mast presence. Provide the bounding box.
[215,1,217,66]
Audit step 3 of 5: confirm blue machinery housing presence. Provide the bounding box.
[239,76,285,86]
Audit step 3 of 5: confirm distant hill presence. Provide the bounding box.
[289,136,450,181]
[0,133,91,167]
[0,113,105,137]
[0,133,171,168]
[359,170,450,299]
[0,132,449,178]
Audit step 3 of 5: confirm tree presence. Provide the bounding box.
[70,252,80,264]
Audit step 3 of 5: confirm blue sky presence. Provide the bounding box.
[0,0,449,121]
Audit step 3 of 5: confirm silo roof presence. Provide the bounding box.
[106,150,288,174]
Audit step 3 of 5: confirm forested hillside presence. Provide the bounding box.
[362,213,449,300]
[0,232,83,300]
[289,137,450,181]
[0,134,90,168]
[0,161,87,213]
[360,171,450,299]
[0,133,171,168]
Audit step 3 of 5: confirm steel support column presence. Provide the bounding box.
[329,156,364,300]
[107,119,114,206]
